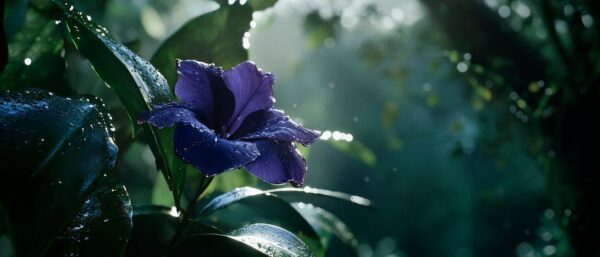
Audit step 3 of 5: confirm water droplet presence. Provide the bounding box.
[24,58,32,66]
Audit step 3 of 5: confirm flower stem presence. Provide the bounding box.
[168,175,213,254]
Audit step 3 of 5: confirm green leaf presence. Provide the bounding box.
[268,187,373,207]
[198,187,323,257]
[172,224,315,257]
[125,205,220,257]
[199,187,371,217]
[45,176,133,257]
[0,7,71,95]
[172,234,268,257]
[150,2,252,87]
[152,171,176,207]
[52,0,189,208]
[201,168,259,197]
[0,89,132,257]
[292,203,359,256]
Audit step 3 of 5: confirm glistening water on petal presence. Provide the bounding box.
[140,60,318,187]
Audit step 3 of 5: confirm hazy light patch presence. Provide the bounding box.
[582,14,594,28]
[141,6,166,39]
[499,5,511,18]
[512,1,531,18]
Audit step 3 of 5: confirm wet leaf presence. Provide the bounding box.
[172,224,315,257]
[0,89,132,257]
[292,203,359,256]
[52,0,189,207]
[150,2,252,87]
[268,187,373,207]
[197,187,323,256]
[46,176,133,257]
[0,7,71,95]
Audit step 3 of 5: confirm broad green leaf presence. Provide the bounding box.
[0,89,132,257]
[45,176,133,257]
[52,0,189,207]
[0,7,71,95]
[172,234,267,257]
[172,224,315,257]
[125,205,220,257]
[292,203,359,256]
[150,2,252,87]
[197,187,323,256]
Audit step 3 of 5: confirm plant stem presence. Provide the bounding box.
[167,175,213,254]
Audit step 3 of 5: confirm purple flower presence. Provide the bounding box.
[139,60,320,187]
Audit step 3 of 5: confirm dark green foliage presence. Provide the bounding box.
[0,8,70,95]
[150,2,252,86]
[125,206,219,257]
[0,89,132,257]
[173,224,314,257]
[292,203,358,256]
[198,187,323,257]
[1,1,367,257]
[51,0,191,208]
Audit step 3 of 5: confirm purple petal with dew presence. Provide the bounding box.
[174,122,260,175]
[232,109,320,146]
[137,103,198,128]
[175,60,222,125]
[221,61,275,136]
[244,140,308,187]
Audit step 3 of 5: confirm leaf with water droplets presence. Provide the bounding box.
[198,187,371,218]
[46,175,132,257]
[268,187,373,207]
[51,0,189,208]
[0,89,131,257]
[292,203,359,256]
[197,187,324,256]
[173,223,315,257]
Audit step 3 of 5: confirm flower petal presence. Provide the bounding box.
[175,60,235,128]
[233,109,320,146]
[174,123,260,175]
[175,60,219,123]
[138,103,197,128]
[221,61,275,136]
[244,140,307,187]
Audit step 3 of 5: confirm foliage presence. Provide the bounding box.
[0,0,370,256]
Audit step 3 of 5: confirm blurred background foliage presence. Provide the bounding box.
[2,0,599,256]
